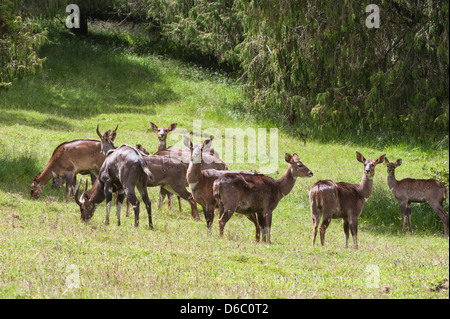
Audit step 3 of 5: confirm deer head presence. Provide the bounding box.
[74,178,96,222]
[30,175,43,200]
[356,151,386,180]
[150,122,177,142]
[184,136,213,164]
[285,153,313,178]
[384,157,402,176]
[97,124,118,155]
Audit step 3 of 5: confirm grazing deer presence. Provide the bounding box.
[309,152,386,249]
[213,153,313,243]
[31,139,105,201]
[385,158,448,235]
[74,145,154,228]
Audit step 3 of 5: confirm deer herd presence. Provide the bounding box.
[30,123,448,249]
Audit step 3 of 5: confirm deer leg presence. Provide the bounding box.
[406,203,412,232]
[218,206,234,238]
[430,202,449,236]
[157,187,166,210]
[319,216,332,247]
[245,214,260,242]
[138,186,153,230]
[125,191,140,228]
[311,213,321,246]
[65,173,75,202]
[104,185,113,226]
[175,187,200,220]
[116,189,125,227]
[343,219,350,248]
[350,217,358,249]
[400,202,408,232]
[125,200,130,217]
[263,211,272,244]
[177,196,182,213]
[204,205,215,235]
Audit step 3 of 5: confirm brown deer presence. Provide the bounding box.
[150,122,182,211]
[31,139,105,201]
[74,145,154,228]
[309,152,386,249]
[385,158,448,235]
[96,124,118,155]
[184,136,261,235]
[97,125,200,220]
[213,153,313,243]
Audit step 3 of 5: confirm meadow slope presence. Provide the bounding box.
[0,26,448,299]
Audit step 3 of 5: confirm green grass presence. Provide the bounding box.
[0,23,448,299]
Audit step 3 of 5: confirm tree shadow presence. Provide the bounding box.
[0,33,179,123]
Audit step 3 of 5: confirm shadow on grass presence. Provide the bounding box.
[0,32,179,123]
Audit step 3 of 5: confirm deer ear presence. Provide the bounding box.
[395,159,402,167]
[183,135,192,149]
[374,154,386,165]
[150,122,158,131]
[203,139,212,152]
[356,151,366,164]
[285,153,293,163]
[168,123,177,132]
[384,157,390,165]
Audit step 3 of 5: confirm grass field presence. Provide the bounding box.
[0,23,448,299]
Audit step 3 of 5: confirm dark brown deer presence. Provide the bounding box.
[184,136,258,234]
[309,152,386,249]
[31,139,105,201]
[213,153,313,243]
[74,145,153,228]
[385,158,448,235]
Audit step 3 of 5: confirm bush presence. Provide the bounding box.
[0,0,47,87]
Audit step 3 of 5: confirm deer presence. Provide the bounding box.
[31,139,105,201]
[151,122,228,213]
[74,144,154,228]
[213,153,313,243]
[97,125,200,220]
[184,136,264,235]
[385,158,448,235]
[309,152,386,249]
[150,122,182,211]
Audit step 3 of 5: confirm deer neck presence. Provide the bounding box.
[277,166,297,198]
[157,140,167,152]
[358,174,374,200]
[88,179,106,205]
[387,172,397,193]
[186,149,203,188]
[38,162,59,184]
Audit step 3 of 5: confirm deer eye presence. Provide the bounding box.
[297,163,303,167]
